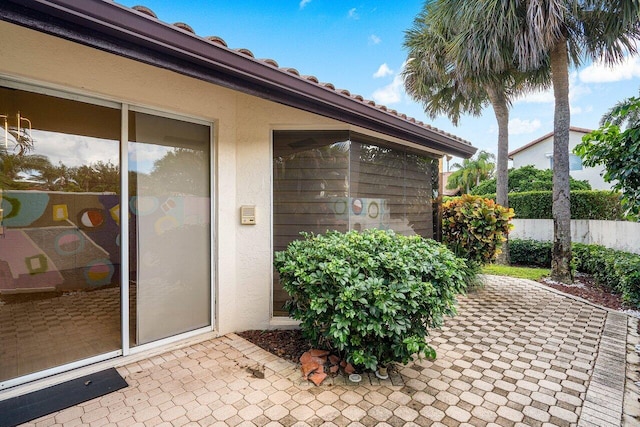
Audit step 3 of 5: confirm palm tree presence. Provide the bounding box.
[446,159,475,194]
[403,0,549,263]
[599,89,640,128]
[438,0,640,282]
[446,150,496,194]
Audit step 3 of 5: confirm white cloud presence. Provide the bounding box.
[508,118,542,135]
[371,73,404,105]
[299,0,311,10]
[369,34,381,45]
[517,88,554,104]
[348,8,359,19]
[579,55,640,83]
[373,63,393,78]
[515,72,591,104]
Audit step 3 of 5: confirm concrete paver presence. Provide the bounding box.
[15,275,640,426]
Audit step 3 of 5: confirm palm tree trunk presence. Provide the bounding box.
[550,39,572,283]
[486,84,510,264]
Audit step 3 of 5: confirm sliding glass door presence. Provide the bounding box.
[128,111,211,346]
[0,87,122,383]
[1,83,213,387]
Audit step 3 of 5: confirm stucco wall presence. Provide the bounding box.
[0,20,345,334]
[511,130,613,190]
[511,218,640,254]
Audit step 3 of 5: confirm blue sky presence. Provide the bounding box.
[119,0,640,164]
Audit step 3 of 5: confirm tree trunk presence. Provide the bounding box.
[550,40,572,283]
[486,84,510,264]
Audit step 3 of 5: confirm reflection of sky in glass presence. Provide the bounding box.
[129,143,173,174]
[17,131,178,174]
[30,130,118,168]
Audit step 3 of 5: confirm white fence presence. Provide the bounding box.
[511,219,640,255]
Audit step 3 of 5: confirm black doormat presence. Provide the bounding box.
[0,368,128,427]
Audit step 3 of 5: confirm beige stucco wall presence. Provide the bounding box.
[0,20,335,334]
[2,21,439,336]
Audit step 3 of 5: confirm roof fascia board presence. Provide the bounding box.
[1,0,476,157]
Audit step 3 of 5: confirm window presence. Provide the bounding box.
[272,130,439,315]
[548,154,583,171]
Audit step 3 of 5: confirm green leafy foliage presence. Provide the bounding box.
[509,239,553,268]
[441,194,515,265]
[475,191,625,220]
[572,244,640,306]
[471,165,591,195]
[509,239,640,307]
[274,229,475,370]
[576,96,640,219]
[446,151,495,194]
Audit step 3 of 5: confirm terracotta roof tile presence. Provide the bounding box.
[128,4,472,147]
[234,48,254,57]
[173,22,195,33]
[131,5,157,18]
[205,35,227,47]
[282,67,300,76]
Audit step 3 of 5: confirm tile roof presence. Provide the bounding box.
[0,0,476,157]
[128,3,472,148]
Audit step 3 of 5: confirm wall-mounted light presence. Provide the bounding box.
[1,111,34,155]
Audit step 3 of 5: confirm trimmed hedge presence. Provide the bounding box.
[475,190,625,220]
[509,239,553,268]
[509,239,640,306]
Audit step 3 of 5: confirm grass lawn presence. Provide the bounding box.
[481,264,550,281]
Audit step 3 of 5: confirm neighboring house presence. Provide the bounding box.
[508,126,612,190]
[0,1,476,393]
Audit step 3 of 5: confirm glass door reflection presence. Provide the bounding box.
[128,111,211,346]
[0,87,121,382]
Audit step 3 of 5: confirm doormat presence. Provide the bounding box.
[0,368,128,427]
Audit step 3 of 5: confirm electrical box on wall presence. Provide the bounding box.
[240,205,256,225]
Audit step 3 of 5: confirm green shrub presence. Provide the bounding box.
[472,165,591,195]
[442,194,515,265]
[274,229,475,370]
[509,239,552,267]
[509,239,640,306]
[477,190,625,220]
[573,243,640,306]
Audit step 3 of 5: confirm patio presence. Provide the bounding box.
[19,275,640,426]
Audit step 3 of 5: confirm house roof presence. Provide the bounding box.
[508,126,593,158]
[0,0,477,158]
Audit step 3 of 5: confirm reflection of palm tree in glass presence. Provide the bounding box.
[147,148,208,196]
[0,147,120,193]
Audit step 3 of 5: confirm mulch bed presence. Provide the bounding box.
[538,272,627,311]
[237,329,311,364]
[240,272,634,363]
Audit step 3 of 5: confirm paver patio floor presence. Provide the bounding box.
[18,275,640,426]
